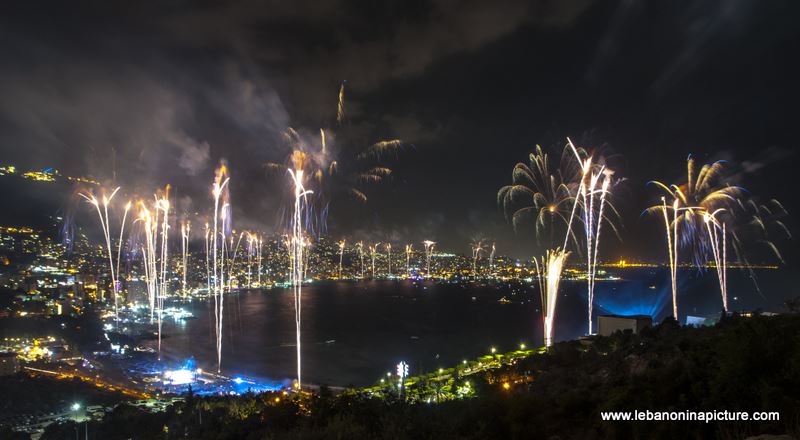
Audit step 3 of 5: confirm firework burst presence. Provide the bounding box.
[645,155,789,310]
[499,143,585,249]
[265,86,402,236]
[645,156,743,267]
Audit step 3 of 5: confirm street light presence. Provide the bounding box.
[396,361,409,379]
[396,361,409,399]
[71,403,82,440]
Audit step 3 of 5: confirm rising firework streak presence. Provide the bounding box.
[288,167,312,389]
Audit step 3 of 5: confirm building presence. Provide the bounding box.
[597,314,652,336]
[0,351,19,376]
[685,315,719,327]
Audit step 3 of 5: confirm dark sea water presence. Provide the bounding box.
[155,268,792,387]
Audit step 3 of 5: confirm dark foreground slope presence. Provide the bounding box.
[40,313,800,439]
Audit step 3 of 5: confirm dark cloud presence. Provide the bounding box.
[0,0,797,260]
[0,0,591,192]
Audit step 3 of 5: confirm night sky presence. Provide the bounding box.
[1,0,797,262]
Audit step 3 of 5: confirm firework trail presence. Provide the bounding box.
[137,204,156,320]
[134,187,171,360]
[116,201,131,304]
[385,243,392,276]
[226,231,245,290]
[204,223,211,295]
[704,210,728,312]
[356,241,365,279]
[181,221,190,297]
[534,249,570,348]
[226,231,240,291]
[489,242,496,270]
[283,234,293,280]
[577,164,613,335]
[256,235,263,286]
[561,139,587,251]
[218,203,232,368]
[217,215,229,363]
[246,232,255,287]
[288,167,312,389]
[338,239,346,279]
[79,188,129,329]
[405,244,413,277]
[471,239,484,277]
[559,138,616,335]
[588,177,610,333]
[304,236,312,280]
[370,243,379,278]
[229,230,249,289]
[156,190,170,359]
[337,81,346,124]
[583,175,611,335]
[661,198,680,319]
[423,240,435,277]
[248,233,256,287]
[211,164,230,372]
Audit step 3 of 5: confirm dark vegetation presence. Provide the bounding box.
[0,374,129,430]
[35,314,800,439]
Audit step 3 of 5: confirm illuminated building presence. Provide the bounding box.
[597,315,652,336]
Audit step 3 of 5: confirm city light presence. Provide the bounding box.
[163,368,196,385]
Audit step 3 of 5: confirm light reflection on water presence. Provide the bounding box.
[154,269,788,387]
